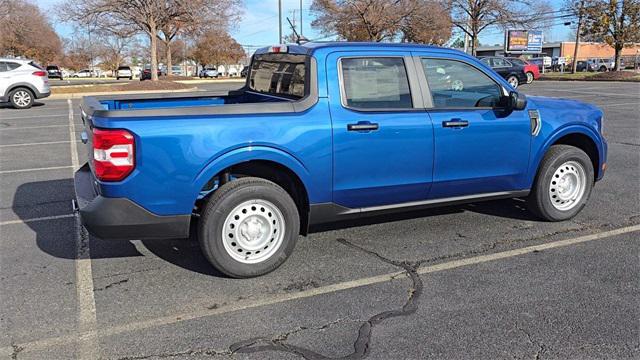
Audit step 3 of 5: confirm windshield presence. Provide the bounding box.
[248,53,307,99]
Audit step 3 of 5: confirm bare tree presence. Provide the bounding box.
[400,0,452,44]
[449,0,552,55]
[580,0,640,70]
[190,31,245,70]
[60,0,168,80]
[311,0,452,43]
[156,0,242,76]
[95,26,136,72]
[61,34,92,71]
[0,0,63,64]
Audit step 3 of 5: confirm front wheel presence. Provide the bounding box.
[198,177,300,278]
[528,145,594,221]
[507,75,519,88]
[526,72,534,84]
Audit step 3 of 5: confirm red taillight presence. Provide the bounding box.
[32,71,47,77]
[92,128,135,181]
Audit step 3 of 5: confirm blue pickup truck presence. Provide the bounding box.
[75,42,607,277]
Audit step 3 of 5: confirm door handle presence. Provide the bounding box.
[347,121,379,132]
[442,119,469,128]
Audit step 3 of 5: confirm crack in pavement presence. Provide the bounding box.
[94,279,128,292]
[220,238,424,359]
[10,345,23,360]
[515,321,546,360]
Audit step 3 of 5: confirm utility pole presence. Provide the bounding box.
[278,0,283,44]
[463,15,470,54]
[300,0,303,37]
[571,0,585,74]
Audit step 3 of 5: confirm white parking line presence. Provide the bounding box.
[1,223,637,356]
[0,113,68,120]
[544,88,639,98]
[68,99,99,359]
[0,165,73,174]
[0,140,80,148]
[0,214,74,226]
[0,124,68,131]
[599,102,639,108]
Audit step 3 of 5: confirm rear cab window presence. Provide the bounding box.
[248,53,307,99]
[339,57,412,110]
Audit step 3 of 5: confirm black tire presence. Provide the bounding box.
[198,177,300,278]
[599,66,607,72]
[129,76,132,80]
[527,145,594,221]
[9,87,34,109]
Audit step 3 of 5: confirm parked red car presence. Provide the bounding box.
[509,57,540,84]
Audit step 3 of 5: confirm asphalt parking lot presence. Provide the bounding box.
[0,80,638,359]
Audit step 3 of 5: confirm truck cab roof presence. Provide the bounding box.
[254,41,466,57]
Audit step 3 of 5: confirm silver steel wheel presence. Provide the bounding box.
[12,90,31,107]
[508,76,519,88]
[526,72,534,84]
[221,199,286,264]
[548,161,587,211]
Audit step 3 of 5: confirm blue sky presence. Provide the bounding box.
[37,0,572,50]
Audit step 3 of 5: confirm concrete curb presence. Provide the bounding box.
[48,87,199,100]
[175,79,245,84]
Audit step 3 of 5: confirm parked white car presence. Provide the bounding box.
[116,66,133,80]
[199,68,219,78]
[0,58,51,109]
[72,69,93,78]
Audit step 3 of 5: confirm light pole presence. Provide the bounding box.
[571,0,584,74]
[278,0,283,44]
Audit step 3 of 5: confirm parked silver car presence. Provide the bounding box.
[0,58,51,109]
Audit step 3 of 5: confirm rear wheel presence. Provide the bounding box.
[9,88,34,109]
[198,177,300,278]
[507,75,519,88]
[528,145,594,221]
[526,72,534,84]
[599,66,607,72]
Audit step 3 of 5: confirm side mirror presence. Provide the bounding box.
[509,91,527,111]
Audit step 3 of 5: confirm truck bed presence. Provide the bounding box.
[81,88,316,118]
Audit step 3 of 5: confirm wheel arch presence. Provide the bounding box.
[192,146,312,235]
[5,83,37,99]
[532,126,603,185]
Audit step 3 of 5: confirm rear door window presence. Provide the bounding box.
[6,62,21,71]
[340,57,412,110]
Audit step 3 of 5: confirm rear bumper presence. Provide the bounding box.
[36,89,51,99]
[74,163,190,240]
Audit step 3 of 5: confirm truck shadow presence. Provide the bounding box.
[14,179,536,277]
[13,179,224,276]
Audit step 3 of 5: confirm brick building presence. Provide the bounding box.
[475,41,640,63]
